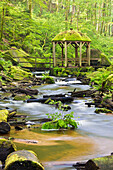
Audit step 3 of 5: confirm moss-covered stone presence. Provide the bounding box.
[52,30,91,42]
[86,49,111,66]
[0,138,16,165]
[0,109,9,122]
[14,94,31,101]
[100,53,111,66]
[5,47,33,67]
[8,66,33,81]
[95,108,113,114]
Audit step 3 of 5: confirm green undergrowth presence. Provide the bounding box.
[86,66,113,91]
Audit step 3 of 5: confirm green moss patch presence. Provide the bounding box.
[7,66,33,81]
[95,108,113,114]
[0,109,9,122]
[5,47,33,67]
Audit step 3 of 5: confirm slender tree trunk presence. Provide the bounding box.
[77,6,79,31]
[29,0,32,19]
[100,1,106,34]
[1,7,5,40]
[65,0,69,30]
[70,0,75,25]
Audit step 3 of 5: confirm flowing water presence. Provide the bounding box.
[1,77,113,169]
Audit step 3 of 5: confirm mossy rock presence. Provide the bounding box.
[6,47,33,67]
[0,92,12,100]
[0,109,9,122]
[0,138,16,165]
[2,52,18,66]
[89,49,111,66]
[100,53,111,66]
[52,30,91,42]
[95,108,113,114]
[42,76,55,84]
[14,94,31,101]
[8,66,33,81]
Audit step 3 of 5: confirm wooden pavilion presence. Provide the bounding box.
[52,30,91,67]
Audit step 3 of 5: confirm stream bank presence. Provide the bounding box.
[0,76,113,169]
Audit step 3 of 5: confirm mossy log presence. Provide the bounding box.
[71,89,96,97]
[10,88,38,95]
[43,94,65,98]
[73,154,113,170]
[85,155,113,170]
[0,138,16,166]
[5,150,44,170]
[27,96,74,104]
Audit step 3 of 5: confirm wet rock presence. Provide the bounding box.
[0,138,16,167]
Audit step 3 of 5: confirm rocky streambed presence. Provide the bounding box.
[0,76,113,169]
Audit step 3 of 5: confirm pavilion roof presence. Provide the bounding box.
[52,30,91,42]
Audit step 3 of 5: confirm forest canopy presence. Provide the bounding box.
[0,0,113,68]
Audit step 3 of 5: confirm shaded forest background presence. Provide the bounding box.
[0,0,113,68]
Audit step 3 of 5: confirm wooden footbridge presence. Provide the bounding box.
[18,30,107,71]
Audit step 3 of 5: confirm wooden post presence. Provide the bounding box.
[65,41,67,67]
[61,46,64,66]
[87,43,90,66]
[75,45,78,65]
[79,42,82,67]
[53,42,56,67]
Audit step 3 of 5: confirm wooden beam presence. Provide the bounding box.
[88,43,90,66]
[65,41,67,67]
[53,42,56,67]
[79,42,82,67]
[75,46,78,66]
[61,46,64,66]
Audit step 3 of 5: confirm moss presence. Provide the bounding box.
[8,66,33,81]
[52,30,91,42]
[104,74,113,90]
[42,75,55,84]
[6,47,33,67]
[0,138,16,151]
[100,53,111,66]
[95,108,113,114]
[0,109,9,122]
[14,94,31,101]
[5,150,44,170]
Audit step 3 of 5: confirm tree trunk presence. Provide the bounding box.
[1,7,5,39]
[29,0,32,19]
[5,150,44,170]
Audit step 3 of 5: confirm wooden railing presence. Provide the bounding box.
[13,56,54,70]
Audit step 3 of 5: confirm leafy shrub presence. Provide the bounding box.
[42,100,78,130]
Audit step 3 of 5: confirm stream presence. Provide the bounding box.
[1,77,113,169]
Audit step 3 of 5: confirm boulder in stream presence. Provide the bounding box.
[0,138,16,167]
